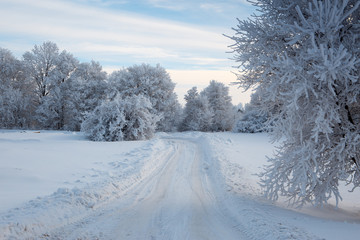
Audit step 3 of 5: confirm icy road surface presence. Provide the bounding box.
[1,131,360,239]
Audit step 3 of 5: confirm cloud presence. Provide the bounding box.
[78,43,179,59]
[0,0,253,107]
[145,0,186,11]
[200,3,224,13]
[77,0,129,7]
[0,0,232,69]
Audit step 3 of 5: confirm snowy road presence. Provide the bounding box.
[46,139,246,239]
[2,131,360,240]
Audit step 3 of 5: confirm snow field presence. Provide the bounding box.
[0,130,172,239]
[203,132,360,240]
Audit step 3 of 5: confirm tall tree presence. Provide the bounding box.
[180,87,213,132]
[108,63,181,132]
[201,80,234,132]
[23,41,60,101]
[23,42,78,129]
[230,0,360,206]
[65,61,108,131]
[0,48,32,128]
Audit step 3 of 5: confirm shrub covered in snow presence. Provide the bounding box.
[81,95,159,141]
[233,109,267,133]
[233,91,268,133]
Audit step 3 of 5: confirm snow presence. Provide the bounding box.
[0,130,147,212]
[1,130,360,239]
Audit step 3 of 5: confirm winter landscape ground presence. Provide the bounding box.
[1,130,360,240]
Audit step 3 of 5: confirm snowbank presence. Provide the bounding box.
[0,130,171,238]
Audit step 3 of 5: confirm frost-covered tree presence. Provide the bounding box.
[81,95,159,141]
[23,41,61,101]
[0,48,32,128]
[201,80,235,131]
[108,63,181,132]
[0,87,32,128]
[180,87,213,131]
[65,61,108,131]
[24,42,79,129]
[230,0,360,206]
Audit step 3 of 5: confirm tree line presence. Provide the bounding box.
[1,41,252,140]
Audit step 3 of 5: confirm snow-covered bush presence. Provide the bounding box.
[233,109,267,133]
[233,91,268,133]
[81,98,125,141]
[122,95,160,140]
[81,95,159,141]
[230,0,360,206]
[108,63,181,132]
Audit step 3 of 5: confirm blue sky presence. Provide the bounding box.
[0,0,256,105]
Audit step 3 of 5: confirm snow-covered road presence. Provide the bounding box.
[45,139,246,239]
[1,131,360,239]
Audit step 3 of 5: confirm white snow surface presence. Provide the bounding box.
[0,130,360,239]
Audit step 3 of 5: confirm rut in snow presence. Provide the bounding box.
[1,135,322,240]
[47,139,245,239]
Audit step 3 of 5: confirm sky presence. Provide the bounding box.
[0,0,256,105]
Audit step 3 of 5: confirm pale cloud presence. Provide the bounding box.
[77,0,128,6]
[78,43,179,59]
[0,0,229,69]
[200,3,224,13]
[0,0,251,104]
[146,0,185,11]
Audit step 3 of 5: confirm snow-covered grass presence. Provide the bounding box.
[0,130,147,212]
[1,130,360,239]
[206,132,360,217]
[206,132,360,237]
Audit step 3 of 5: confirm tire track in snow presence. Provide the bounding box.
[45,139,246,240]
[5,135,323,240]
